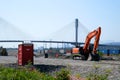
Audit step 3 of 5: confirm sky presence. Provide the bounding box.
[0,0,120,43]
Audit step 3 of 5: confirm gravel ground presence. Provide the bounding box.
[0,56,120,80]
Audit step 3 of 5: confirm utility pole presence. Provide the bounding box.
[75,18,78,47]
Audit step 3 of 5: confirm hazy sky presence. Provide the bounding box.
[0,0,120,42]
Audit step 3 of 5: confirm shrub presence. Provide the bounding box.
[97,51,103,57]
[56,68,70,80]
[0,47,8,56]
[0,66,56,80]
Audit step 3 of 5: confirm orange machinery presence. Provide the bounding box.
[72,27,101,61]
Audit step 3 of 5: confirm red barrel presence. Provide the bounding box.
[18,44,33,66]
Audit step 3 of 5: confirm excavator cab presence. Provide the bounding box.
[72,47,81,59]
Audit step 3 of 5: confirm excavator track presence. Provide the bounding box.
[91,53,100,61]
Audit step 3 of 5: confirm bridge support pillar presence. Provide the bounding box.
[75,18,78,47]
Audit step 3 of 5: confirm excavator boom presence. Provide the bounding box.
[93,27,101,53]
[83,27,101,54]
[81,27,101,61]
[83,30,97,52]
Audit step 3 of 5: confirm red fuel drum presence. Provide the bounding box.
[18,44,33,66]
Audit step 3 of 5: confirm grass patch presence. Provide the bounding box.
[0,64,112,80]
[86,64,111,80]
[0,65,70,80]
[56,68,70,80]
[0,66,55,80]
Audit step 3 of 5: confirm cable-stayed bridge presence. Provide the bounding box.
[1,17,120,55]
[0,17,120,51]
[0,18,90,48]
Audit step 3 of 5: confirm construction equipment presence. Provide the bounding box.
[72,27,101,61]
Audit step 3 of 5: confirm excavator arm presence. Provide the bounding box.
[83,30,97,52]
[83,27,101,53]
[81,27,101,61]
[93,27,101,54]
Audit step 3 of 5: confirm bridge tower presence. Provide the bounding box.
[75,18,78,47]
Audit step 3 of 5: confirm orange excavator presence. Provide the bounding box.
[72,27,101,61]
